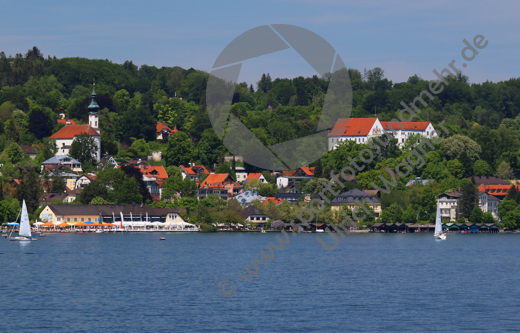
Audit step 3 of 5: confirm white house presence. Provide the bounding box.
[380,121,437,145]
[328,118,437,150]
[75,174,96,190]
[478,191,500,220]
[245,173,267,184]
[437,190,461,221]
[51,83,101,161]
[235,167,248,182]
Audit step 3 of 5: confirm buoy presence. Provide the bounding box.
[160,237,165,240]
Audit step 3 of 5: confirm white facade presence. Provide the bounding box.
[388,123,438,145]
[235,167,248,182]
[56,135,101,162]
[478,192,499,220]
[89,113,100,134]
[328,118,384,151]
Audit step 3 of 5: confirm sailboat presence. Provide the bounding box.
[434,202,446,240]
[10,200,37,241]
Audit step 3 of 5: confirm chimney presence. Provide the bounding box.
[65,118,71,125]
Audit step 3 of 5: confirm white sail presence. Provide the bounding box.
[434,202,442,235]
[19,200,31,238]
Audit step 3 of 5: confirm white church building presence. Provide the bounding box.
[328,118,437,150]
[51,83,101,161]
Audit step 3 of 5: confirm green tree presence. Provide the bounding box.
[164,131,194,167]
[69,133,98,165]
[459,179,478,218]
[474,160,493,177]
[469,206,484,223]
[443,134,481,160]
[506,185,520,204]
[420,187,436,215]
[482,212,495,224]
[498,199,517,219]
[503,209,520,230]
[402,207,417,224]
[89,196,107,204]
[50,169,66,193]
[496,161,513,180]
[77,179,109,204]
[314,159,323,178]
[4,142,25,164]
[458,151,474,177]
[113,177,142,204]
[15,168,43,214]
[447,159,464,179]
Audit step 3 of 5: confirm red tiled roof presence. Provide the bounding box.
[181,165,209,176]
[138,166,169,179]
[156,122,178,135]
[328,118,377,137]
[300,167,315,176]
[479,184,520,195]
[57,119,77,125]
[246,173,263,180]
[51,125,100,139]
[380,121,430,131]
[362,189,379,196]
[201,174,232,187]
[264,197,284,205]
[283,170,298,177]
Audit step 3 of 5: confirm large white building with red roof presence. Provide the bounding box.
[328,118,436,150]
[51,83,102,161]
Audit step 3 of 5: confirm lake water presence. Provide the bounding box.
[1,232,520,332]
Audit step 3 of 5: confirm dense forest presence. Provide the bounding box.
[2,46,520,228]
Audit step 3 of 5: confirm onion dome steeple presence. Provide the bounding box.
[88,80,99,114]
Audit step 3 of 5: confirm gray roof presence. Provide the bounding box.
[241,205,268,218]
[332,189,380,204]
[47,204,183,219]
[406,177,434,186]
[42,155,81,165]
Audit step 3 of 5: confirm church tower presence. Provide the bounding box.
[88,81,100,134]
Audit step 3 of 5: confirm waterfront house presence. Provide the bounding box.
[330,189,382,218]
[478,184,520,200]
[241,205,269,228]
[39,204,185,225]
[478,191,500,219]
[274,186,302,203]
[437,189,461,221]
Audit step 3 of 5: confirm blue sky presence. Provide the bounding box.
[0,0,518,86]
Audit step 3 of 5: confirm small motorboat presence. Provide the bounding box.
[39,233,46,237]
[95,230,103,234]
[160,237,166,240]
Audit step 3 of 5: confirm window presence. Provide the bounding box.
[169,214,178,220]
[95,121,98,127]
[67,218,70,222]
[88,218,92,221]
[94,218,97,222]
[81,218,84,222]
[57,217,62,222]
[74,218,78,222]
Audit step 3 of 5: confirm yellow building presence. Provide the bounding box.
[330,189,382,218]
[39,204,186,225]
[39,205,101,224]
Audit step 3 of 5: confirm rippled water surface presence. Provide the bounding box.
[1,232,520,332]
